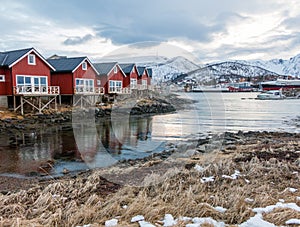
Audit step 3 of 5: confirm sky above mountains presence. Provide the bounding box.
[1,0,300,63]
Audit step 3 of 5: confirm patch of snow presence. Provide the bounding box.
[286,219,300,225]
[245,198,254,203]
[138,220,156,227]
[105,219,118,227]
[122,205,128,209]
[191,217,225,227]
[244,179,250,183]
[131,215,145,222]
[239,214,276,227]
[278,199,285,203]
[163,214,177,227]
[222,170,241,180]
[286,187,298,193]
[214,206,227,213]
[200,176,214,183]
[297,197,300,201]
[253,202,300,214]
[194,164,204,172]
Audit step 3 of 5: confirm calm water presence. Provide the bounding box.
[0,92,299,177]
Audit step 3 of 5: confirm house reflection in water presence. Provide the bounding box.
[0,126,79,175]
[97,116,153,155]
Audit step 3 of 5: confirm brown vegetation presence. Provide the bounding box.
[0,132,299,226]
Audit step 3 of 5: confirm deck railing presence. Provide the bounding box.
[14,86,60,95]
[75,87,104,94]
[122,87,131,94]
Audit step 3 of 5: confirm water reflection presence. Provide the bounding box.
[0,115,160,176]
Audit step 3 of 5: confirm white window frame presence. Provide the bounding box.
[75,78,94,93]
[113,66,117,74]
[97,80,101,86]
[130,78,137,89]
[142,79,147,89]
[28,54,36,65]
[82,62,87,70]
[109,80,122,93]
[0,75,5,82]
[16,75,48,94]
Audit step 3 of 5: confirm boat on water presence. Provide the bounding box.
[259,79,300,90]
[227,82,255,92]
[256,90,285,100]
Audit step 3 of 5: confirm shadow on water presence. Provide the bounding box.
[0,115,163,177]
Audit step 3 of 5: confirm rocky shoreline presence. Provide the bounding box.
[0,94,192,133]
[0,130,299,226]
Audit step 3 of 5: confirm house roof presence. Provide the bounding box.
[119,63,135,74]
[137,66,146,76]
[47,57,98,74]
[48,57,86,72]
[93,62,117,76]
[147,68,153,78]
[0,47,55,70]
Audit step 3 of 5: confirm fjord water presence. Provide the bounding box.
[0,92,299,176]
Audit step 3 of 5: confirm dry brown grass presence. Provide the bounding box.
[0,135,299,226]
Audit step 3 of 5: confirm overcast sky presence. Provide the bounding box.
[1,0,300,63]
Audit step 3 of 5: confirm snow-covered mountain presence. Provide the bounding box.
[119,53,300,84]
[232,54,300,78]
[187,61,279,84]
[139,56,200,83]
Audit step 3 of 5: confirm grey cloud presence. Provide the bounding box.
[281,14,300,30]
[63,34,94,46]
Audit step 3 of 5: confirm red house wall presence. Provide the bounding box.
[73,61,99,85]
[1,51,52,96]
[0,68,10,95]
[11,52,52,87]
[51,73,73,95]
[51,61,99,95]
[130,66,138,80]
[101,65,127,94]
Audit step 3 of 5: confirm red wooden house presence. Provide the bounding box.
[93,62,128,94]
[146,68,152,86]
[48,56,103,105]
[137,66,150,90]
[119,63,139,91]
[0,47,58,112]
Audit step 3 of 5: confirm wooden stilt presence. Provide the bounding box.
[21,96,24,115]
[13,95,16,112]
[39,96,42,114]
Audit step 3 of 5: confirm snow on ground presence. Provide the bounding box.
[100,201,300,227]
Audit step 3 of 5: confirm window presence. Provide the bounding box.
[16,75,48,93]
[82,62,87,70]
[130,78,137,89]
[28,54,36,65]
[75,78,94,93]
[0,75,5,82]
[113,66,117,74]
[109,80,122,93]
[97,80,101,86]
[142,79,147,89]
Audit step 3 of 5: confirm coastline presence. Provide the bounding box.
[0,93,299,226]
[0,130,299,226]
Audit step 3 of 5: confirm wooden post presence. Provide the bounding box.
[21,96,24,115]
[39,96,42,114]
[13,95,16,112]
[55,96,57,111]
